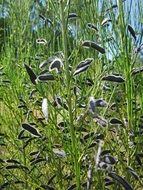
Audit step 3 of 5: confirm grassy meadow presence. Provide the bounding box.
[1,0,143,189]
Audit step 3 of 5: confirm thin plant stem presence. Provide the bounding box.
[118,0,133,166]
[59,0,81,189]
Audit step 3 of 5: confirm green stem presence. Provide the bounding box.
[118,0,133,166]
[60,1,81,189]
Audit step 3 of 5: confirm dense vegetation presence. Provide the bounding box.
[1,0,143,189]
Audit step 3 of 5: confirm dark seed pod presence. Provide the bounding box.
[19,98,26,104]
[46,18,53,25]
[22,123,42,137]
[73,86,80,96]
[105,178,114,186]
[18,104,27,109]
[89,97,96,113]
[14,180,24,184]
[83,132,95,141]
[82,40,105,54]
[88,141,97,148]
[128,24,136,40]
[6,159,20,164]
[94,115,108,127]
[108,172,133,190]
[102,155,116,165]
[68,13,78,19]
[39,56,57,69]
[101,150,111,156]
[131,66,143,76]
[87,23,98,31]
[37,74,55,81]
[2,80,10,83]
[126,167,139,180]
[36,38,47,45]
[135,44,143,53]
[73,65,89,76]
[49,58,63,73]
[6,165,29,171]
[63,103,68,110]
[24,64,37,85]
[95,99,107,107]
[29,151,39,156]
[73,58,93,76]
[53,148,66,157]
[30,158,46,165]
[54,96,68,110]
[102,75,125,83]
[95,133,104,140]
[9,165,20,170]
[101,18,112,26]
[110,118,123,125]
[39,14,46,21]
[76,58,93,69]
[54,95,63,107]
[106,4,118,12]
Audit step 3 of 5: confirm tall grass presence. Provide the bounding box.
[1,0,143,189]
